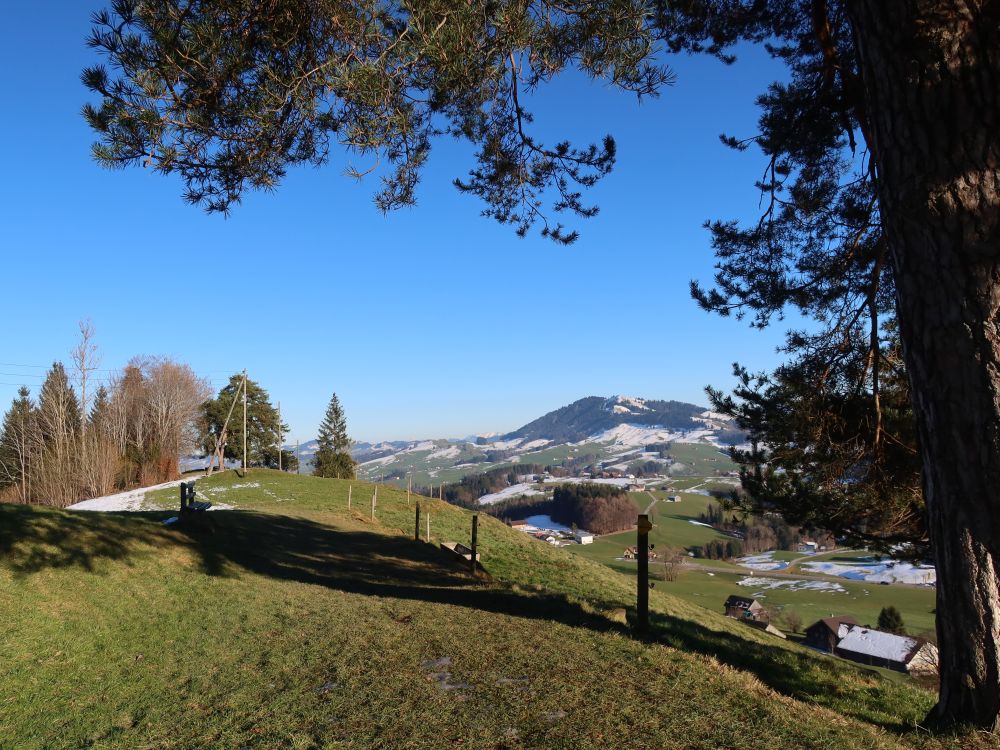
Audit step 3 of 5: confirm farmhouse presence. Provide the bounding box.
[834,627,939,674]
[665,495,681,503]
[804,616,858,652]
[574,529,595,544]
[723,595,769,624]
[623,546,658,560]
[510,520,531,530]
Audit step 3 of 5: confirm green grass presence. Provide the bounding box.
[0,470,976,749]
[571,490,736,565]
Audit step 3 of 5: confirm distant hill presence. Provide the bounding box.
[289,394,748,487]
[503,396,707,443]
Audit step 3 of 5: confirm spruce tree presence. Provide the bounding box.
[313,393,355,480]
[0,386,34,500]
[878,606,906,635]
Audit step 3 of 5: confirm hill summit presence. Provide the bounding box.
[501,395,708,444]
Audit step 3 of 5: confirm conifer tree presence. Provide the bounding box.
[0,386,34,502]
[878,606,906,635]
[313,393,355,480]
[201,374,286,468]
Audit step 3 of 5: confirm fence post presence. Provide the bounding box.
[470,513,479,576]
[348,484,352,510]
[371,487,376,521]
[415,503,421,541]
[426,512,431,542]
[637,513,652,634]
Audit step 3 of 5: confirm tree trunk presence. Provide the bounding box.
[847,0,1000,730]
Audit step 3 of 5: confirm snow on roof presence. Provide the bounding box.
[837,627,921,663]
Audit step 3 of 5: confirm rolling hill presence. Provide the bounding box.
[0,470,975,749]
[291,395,748,487]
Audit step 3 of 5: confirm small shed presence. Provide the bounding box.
[574,529,595,544]
[804,616,858,652]
[723,595,769,623]
[510,520,531,530]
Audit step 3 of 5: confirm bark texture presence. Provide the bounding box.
[847,0,1000,730]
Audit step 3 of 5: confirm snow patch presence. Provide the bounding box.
[478,483,545,505]
[737,552,789,572]
[737,576,846,593]
[801,559,936,585]
[67,479,187,512]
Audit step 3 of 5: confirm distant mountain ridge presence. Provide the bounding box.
[288,395,743,480]
[502,395,707,444]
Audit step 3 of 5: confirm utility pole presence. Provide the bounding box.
[277,401,282,471]
[242,369,248,476]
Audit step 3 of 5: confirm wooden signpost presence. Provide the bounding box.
[637,513,653,634]
[470,513,479,576]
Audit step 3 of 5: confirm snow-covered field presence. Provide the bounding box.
[737,576,846,593]
[427,445,461,461]
[801,559,936,585]
[737,552,789,571]
[477,483,546,505]
[542,477,635,488]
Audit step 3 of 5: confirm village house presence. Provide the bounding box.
[834,626,939,674]
[574,529,595,544]
[804,616,858,652]
[622,546,658,560]
[510,520,531,531]
[723,595,769,624]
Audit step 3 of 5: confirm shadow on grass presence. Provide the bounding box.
[0,503,930,735]
[174,510,626,634]
[648,610,929,732]
[0,504,621,633]
[0,504,171,573]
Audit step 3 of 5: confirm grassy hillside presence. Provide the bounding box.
[569,491,937,635]
[0,471,978,749]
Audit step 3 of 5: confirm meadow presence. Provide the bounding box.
[0,470,969,749]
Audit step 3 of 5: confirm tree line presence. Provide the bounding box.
[0,345,209,507]
[487,483,638,536]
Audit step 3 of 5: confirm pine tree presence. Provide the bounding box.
[0,386,34,501]
[878,606,906,635]
[201,374,285,468]
[313,393,355,480]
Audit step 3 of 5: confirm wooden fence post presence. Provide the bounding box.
[415,503,421,541]
[407,476,411,506]
[371,486,376,521]
[637,514,652,634]
[470,513,479,576]
[348,484,352,510]
[426,511,431,542]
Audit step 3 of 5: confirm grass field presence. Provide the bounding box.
[566,491,937,640]
[0,470,977,749]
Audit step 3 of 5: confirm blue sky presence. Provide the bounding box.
[0,5,795,443]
